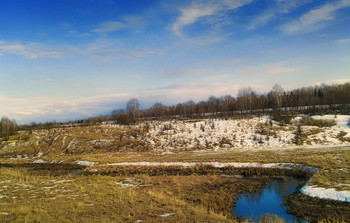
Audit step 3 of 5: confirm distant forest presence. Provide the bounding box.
[137,83,350,117]
[3,82,350,133]
[87,82,350,125]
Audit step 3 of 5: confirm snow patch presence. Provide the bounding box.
[116,178,151,189]
[301,185,350,202]
[33,159,48,164]
[134,117,350,151]
[159,213,175,217]
[76,160,95,167]
[221,174,244,178]
[107,161,298,169]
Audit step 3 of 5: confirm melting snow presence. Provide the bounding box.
[76,160,95,167]
[133,116,350,151]
[159,213,175,217]
[107,161,298,169]
[33,159,48,164]
[115,178,151,189]
[312,115,350,137]
[301,185,350,202]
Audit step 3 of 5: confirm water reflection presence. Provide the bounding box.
[234,177,306,222]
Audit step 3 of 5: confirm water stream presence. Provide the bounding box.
[234,176,306,222]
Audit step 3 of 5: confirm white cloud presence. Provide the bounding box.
[0,94,132,123]
[70,45,161,61]
[3,76,347,123]
[0,41,62,59]
[0,82,262,123]
[91,21,126,33]
[274,0,312,13]
[335,38,350,43]
[158,67,215,77]
[173,0,252,37]
[281,0,350,34]
[249,13,275,30]
[238,64,305,77]
[67,30,91,37]
[249,0,311,30]
[315,78,350,85]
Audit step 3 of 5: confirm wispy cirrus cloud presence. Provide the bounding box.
[0,41,62,59]
[0,94,132,123]
[280,0,350,34]
[158,67,216,77]
[238,63,305,77]
[70,45,161,61]
[91,14,149,34]
[66,38,161,60]
[91,21,126,33]
[0,82,259,123]
[2,76,348,123]
[173,0,252,37]
[315,78,350,85]
[335,38,350,43]
[249,0,311,30]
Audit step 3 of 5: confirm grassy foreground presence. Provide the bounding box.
[1,164,276,223]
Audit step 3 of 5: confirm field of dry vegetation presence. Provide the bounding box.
[1,114,350,222]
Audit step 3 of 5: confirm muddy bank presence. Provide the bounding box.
[89,164,312,178]
[0,163,84,176]
[284,192,350,222]
[136,174,271,220]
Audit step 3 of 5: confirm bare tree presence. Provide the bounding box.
[126,98,140,123]
[272,84,284,108]
[126,98,140,116]
[0,117,17,140]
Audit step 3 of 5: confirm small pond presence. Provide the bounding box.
[233,176,306,222]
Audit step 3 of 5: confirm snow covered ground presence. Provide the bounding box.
[76,160,95,167]
[312,115,350,136]
[134,115,350,151]
[301,184,350,202]
[106,161,298,169]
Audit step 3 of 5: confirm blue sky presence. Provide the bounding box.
[1,0,350,123]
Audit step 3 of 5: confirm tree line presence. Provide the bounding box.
[2,82,349,134]
[135,83,350,119]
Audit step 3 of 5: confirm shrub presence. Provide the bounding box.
[299,116,336,127]
[200,124,205,132]
[255,122,277,137]
[293,124,303,145]
[337,131,350,142]
[271,110,293,125]
[162,124,172,131]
